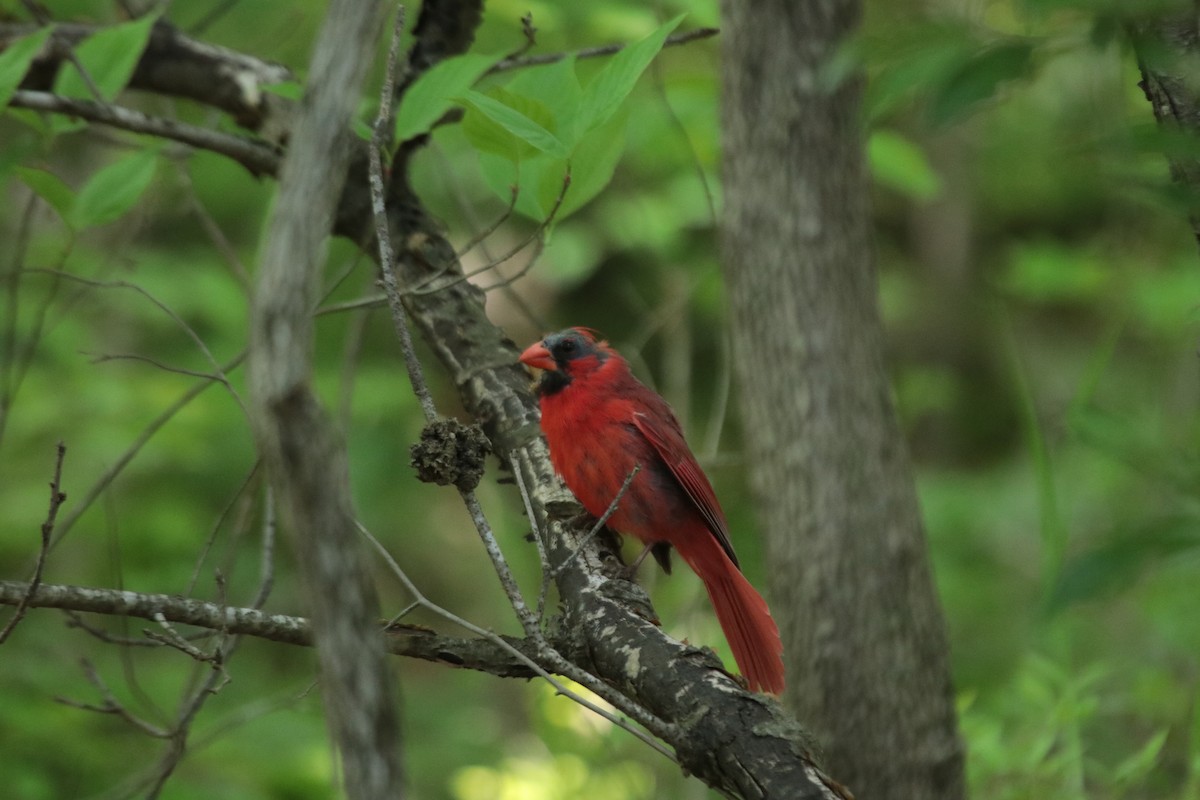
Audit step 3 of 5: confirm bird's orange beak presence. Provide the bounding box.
[519,342,556,371]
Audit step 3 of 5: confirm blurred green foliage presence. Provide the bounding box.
[2,0,1200,797]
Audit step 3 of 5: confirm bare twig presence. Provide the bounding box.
[455,184,518,258]
[488,26,719,75]
[19,1,107,102]
[144,613,219,664]
[85,352,230,382]
[407,171,568,297]
[185,462,261,597]
[51,350,248,547]
[356,523,677,761]
[370,6,438,422]
[315,293,387,316]
[9,91,282,177]
[0,442,67,644]
[0,195,42,450]
[57,659,170,738]
[23,269,245,413]
[549,465,640,582]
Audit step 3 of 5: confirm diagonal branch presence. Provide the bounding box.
[9,91,281,176]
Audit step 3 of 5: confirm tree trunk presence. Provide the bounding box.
[718,1,966,798]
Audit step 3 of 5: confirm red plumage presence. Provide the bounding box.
[520,328,785,695]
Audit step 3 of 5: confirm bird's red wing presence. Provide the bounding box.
[631,410,739,568]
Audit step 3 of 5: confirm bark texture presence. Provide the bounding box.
[718,1,966,798]
[247,3,404,799]
[1135,6,1200,247]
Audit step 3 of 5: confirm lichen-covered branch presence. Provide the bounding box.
[0,580,540,677]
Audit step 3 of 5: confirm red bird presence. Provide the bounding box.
[520,328,785,694]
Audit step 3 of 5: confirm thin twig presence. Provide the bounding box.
[0,442,67,644]
[487,26,719,75]
[356,523,677,760]
[24,269,246,413]
[315,293,386,316]
[407,171,568,297]
[184,462,261,597]
[144,613,218,663]
[20,1,107,102]
[58,659,170,738]
[508,465,551,617]
[455,184,518,258]
[250,484,276,610]
[51,350,248,547]
[85,352,230,383]
[549,465,640,583]
[370,5,437,422]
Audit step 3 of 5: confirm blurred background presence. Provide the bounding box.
[2,0,1199,797]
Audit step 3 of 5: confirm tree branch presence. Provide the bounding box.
[3,10,837,797]
[3,19,295,139]
[0,580,540,678]
[9,91,281,176]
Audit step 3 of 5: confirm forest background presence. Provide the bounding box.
[1,0,1198,798]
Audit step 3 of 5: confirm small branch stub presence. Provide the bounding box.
[410,418,491,491]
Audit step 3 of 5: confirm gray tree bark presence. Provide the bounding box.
[248,3,404,799]
[718,1,966,798]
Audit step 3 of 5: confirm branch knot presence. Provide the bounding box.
[410,418,491,491]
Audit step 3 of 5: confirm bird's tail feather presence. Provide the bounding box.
[704,568,786,694]
[677,538,785,694]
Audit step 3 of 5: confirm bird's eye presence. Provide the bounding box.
[559,339,577,354]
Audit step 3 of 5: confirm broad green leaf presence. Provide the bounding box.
[1047,515,1200,611]
[461,89,568,158]
[508,56,583,146]
[478,152,552,220]
[55,13,159,102]
[555,110,626,218]
[928,41,1034,126]
[0,27,53,111]
[868,130,941,200]
[865,29,975,121]
[395,52,495,141]
[578,14,684,133]
[68,148,158,229]
[17,166,75,221]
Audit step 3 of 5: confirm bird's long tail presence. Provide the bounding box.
[680,541,785,695]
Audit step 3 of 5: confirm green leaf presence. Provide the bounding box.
[461,89,568,158]
[928,41,1034,126]
[462,89,534,160]
[16,166,75,220]
[868,130,941,200]
[508,56,583,146]
[478,152,553,220]
[557,110,626,218]
[1047,515,1200,611]
[578,14,684,133]
[68,148,158,229]
[395,52,495,141]
[0,27,53,111]
[261,80,303,101]
[54,13,159,102]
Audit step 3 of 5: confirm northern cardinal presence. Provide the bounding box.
[520,328,785,694]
